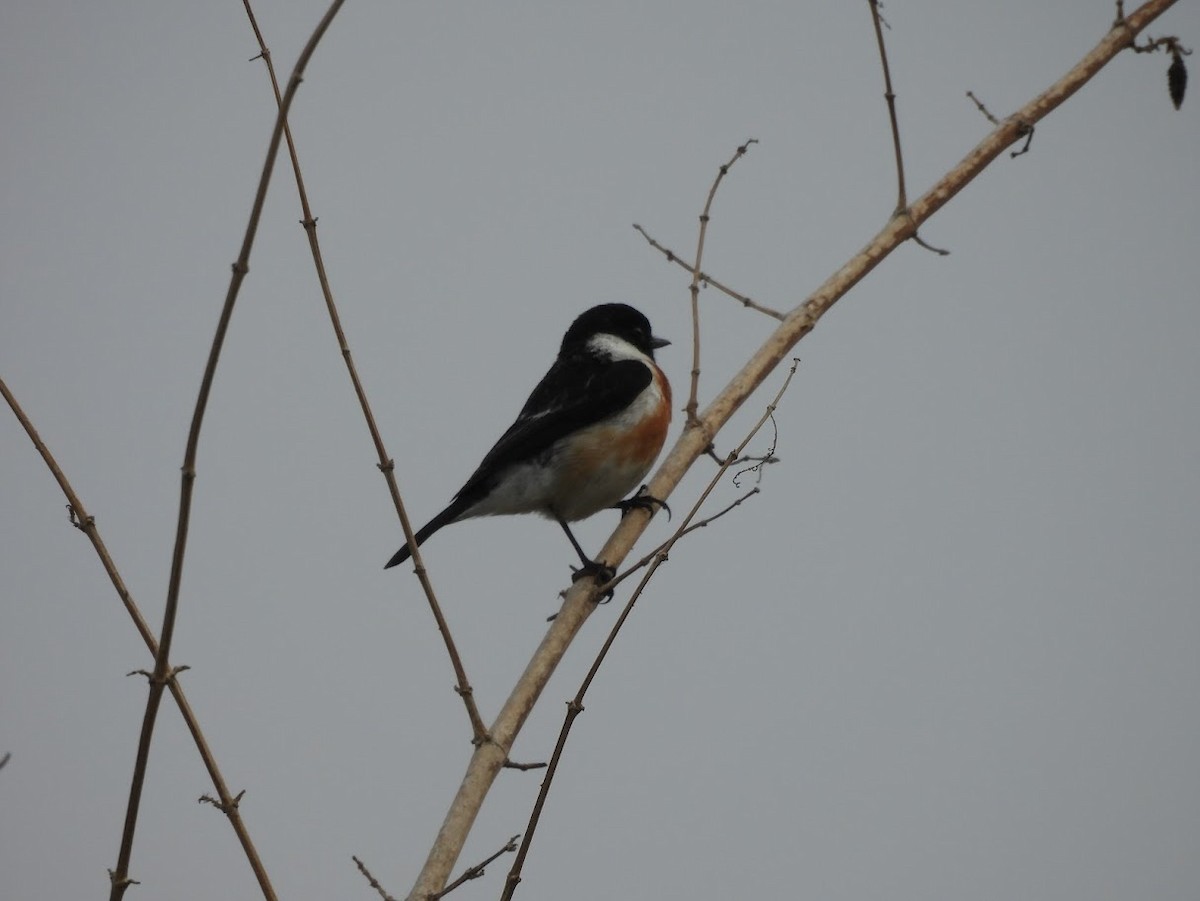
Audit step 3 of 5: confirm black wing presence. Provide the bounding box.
[452,351,652,505]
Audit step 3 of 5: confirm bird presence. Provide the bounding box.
[385,303,672,578]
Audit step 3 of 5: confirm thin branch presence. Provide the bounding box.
[912,232,952,255]
[601,486,762,598]
[503,362,800,900]
[686,138,758,424]
[199,789,246,811]
[1,377,279,900]
[966,89,1000,125]
[239,0,487,744]
[405,3,1181,896]
[868,2,950,253]
[732,419,779,487]
[107,4,346,898]
[432,834,520,900]
[354,856,399,901]
[868,0,908,212]
[674,488,760,534]
[356,834,520,901]
[501,759,547,772]
[965,91,1035,157]
[3,379,155,652]
[632,223,785,321]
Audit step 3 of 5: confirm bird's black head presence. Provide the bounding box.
[560,303,670,359]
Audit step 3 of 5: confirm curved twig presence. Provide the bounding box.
[239,0,487,744]
[685,138,758,424]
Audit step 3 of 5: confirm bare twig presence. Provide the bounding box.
[732,415,779,487]
[356,834,520,901]
[503,362,800,900]
[432,834,519,899]
[1,378,279,900]
[868,2,951,253]
[632,224,785,321]
[1131,34,1190,55]
[406,3,1181,896]
[965,91,1035,157]
[354,856,399,901]
[4,379,157,654]
[238,0,487,745]
[675,488,760,533]
[198,789,246,812]
[601,485,763,597]
[868,0,907,212]
[106,4,346,899]
[912,232,952,255]
[966,90,1000,125]
[502,759,548,772]
[686,138,758,424]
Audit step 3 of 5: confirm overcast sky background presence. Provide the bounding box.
[3,2,1198,899]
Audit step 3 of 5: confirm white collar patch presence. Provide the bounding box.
[586,332,650,364]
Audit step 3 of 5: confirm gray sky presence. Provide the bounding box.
[4,2,1199,899]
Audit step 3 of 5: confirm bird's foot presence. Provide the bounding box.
[570,559,616,602]
[613,486,672,521]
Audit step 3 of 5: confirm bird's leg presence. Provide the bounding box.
[612,484,672,521]
[555,516,616,590]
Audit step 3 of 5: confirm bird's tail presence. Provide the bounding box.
[383,502,463,569]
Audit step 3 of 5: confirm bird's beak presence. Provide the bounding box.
[651,335,671,350]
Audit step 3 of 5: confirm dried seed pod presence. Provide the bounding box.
[1168,50,1187,110]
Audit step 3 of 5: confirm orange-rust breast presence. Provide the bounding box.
[621,363,670,464]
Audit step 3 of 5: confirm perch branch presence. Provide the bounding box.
[400,1,1179,895]
[501,361,799,899]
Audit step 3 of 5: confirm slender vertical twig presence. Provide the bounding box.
[685,139,757,424]
[868,0,907,213]
[106,4,347,898]
[868,1,949,254]
[239,0,487,743]
[1,378,279,899]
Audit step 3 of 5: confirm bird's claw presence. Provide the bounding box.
[613,486,671,521]
[570,560,616,602]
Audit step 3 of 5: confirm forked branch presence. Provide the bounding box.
[868,0,949,254]
[2,378,277,899]
[106,3,346,898]
[685,139,757,424]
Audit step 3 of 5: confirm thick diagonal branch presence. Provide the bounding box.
[404,2,1179,896]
